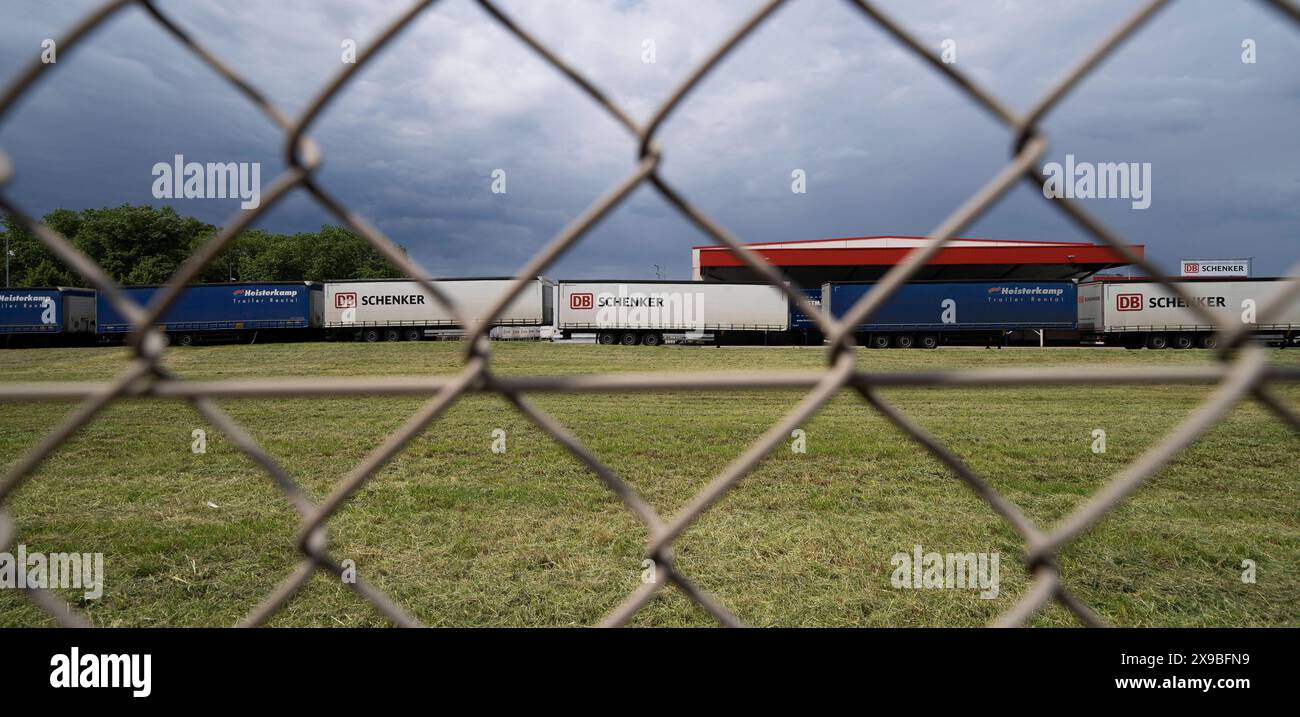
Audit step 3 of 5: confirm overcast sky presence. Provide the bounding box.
[1,0,1296,280]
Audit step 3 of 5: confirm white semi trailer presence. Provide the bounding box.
[323,277,554,341]
[555,280,790,346]
[1078,278,1300,349]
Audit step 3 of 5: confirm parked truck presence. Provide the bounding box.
[322,277,553,341]
[787,287,825,344]
[95,281,322,346]
[555,280,790,345]
[823,280,1077,348]
[0,287,96,347]
[1078,277,1300,349]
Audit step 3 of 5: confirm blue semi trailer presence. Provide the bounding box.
[95,281,323,346]
[785,286,824,344]
[0,287,96,346]
[822,280,1077,348]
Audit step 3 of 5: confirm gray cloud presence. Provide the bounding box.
[0,0,1295,281]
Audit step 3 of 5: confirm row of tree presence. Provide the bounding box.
[0,204,407,287]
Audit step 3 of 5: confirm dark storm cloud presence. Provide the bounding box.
[0,0,1295,281]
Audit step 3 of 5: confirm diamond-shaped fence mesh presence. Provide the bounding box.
[1,0,1298,627]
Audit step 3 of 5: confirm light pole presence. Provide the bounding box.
[652,264,664,280]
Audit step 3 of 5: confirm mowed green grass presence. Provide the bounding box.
[0,341,1296,627]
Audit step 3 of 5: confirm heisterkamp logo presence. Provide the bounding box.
[0,292,51,303]
[232,287,298,303]
[0,292,56,324]
[986,285,1066,302]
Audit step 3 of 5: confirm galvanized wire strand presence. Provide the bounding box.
[844,0,1226,332]
[294,356,487,551]
[829,136,1048,345]
[1030,347,1271,561]
[1013,0,1175,154]
[841,0,1019,127]
[0,357,154,504]
[1056,586,1110,628]
[1260,0,1300,22]
[649,349,858,556]
[0,0,135,116]
[1253,386,1300,433]
[992,567,1059,628]
[502,391,664,529]
[646,173,839,338]
[136,169,310,343]
[0,195,146,327]
[854,384,1044,545]
[303,176,471,329]
[0,0,1295,627]
[2,364,1297,402]
[138,0,303,136]
[463,153,662,349]
[1218,259,1300,353]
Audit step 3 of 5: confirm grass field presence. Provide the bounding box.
[1,342,1297,627]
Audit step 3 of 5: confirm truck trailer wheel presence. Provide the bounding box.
[176,333,195,347]
[918,334,938,349]
[362,329,381,342]
[620,331,639,346]
[640,332,662,346]
[871,334,891,349]
[382,328,401,342]
[597,331,617,345]
[1172,334,1194,350]
[403,328,422,341]
[1198,334,1218,349]
[1146,333,1169,350]
[893,334,915,349]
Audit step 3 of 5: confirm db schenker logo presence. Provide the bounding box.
[570,293,594,310]
[1183,262,1200,274]
[335,292,357,309]
[1117,293,1143,311]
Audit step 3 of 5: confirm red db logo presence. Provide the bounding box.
[335,292,357,309]
[1183,262,1200,274]
[570,293,594,310]
[1116,293,1143,311]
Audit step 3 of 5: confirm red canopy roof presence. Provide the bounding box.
[693,235,1141,285]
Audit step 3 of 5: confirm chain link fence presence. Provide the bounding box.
[0,0,1298,627]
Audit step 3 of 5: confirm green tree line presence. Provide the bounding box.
[0,204,406,287]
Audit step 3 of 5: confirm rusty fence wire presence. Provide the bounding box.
[1,0,1299,627]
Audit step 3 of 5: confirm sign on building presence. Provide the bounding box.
[1179,259,1251,278]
